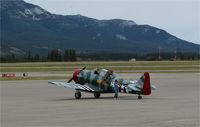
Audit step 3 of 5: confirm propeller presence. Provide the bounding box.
[80,67,86,71]
[67,77,74,83]
[67,67,86,83]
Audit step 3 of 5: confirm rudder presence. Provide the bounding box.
[142,72,151,95]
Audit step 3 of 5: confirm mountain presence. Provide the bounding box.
[1,0,199,56]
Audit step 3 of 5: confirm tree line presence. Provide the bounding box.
[0,49,77,62]
[0,49,199,63]
[47,49,76,61]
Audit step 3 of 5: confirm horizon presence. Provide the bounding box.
[24,0,200,45]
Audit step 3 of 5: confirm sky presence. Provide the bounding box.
[25,0,200,44]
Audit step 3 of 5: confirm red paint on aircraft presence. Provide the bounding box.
[142,72,151,95]
[73,69,80,83]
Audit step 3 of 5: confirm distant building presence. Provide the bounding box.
[129,58,136,62]
[170,58,176,61]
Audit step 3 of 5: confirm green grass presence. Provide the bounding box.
[1,60,199,67]
[0,61,199,72]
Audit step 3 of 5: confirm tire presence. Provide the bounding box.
[94,93,101,98]
[138,95,142,99]
[75,92,81,99]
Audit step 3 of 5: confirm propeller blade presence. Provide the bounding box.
[80,67,86,72]
[67,77,73,83]
[67,67,86,83]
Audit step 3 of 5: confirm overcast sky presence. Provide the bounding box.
[25,0,200,44]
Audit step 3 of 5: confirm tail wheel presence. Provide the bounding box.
[75,92,81,99]
[138,95,142,99]
[94,93,101,98]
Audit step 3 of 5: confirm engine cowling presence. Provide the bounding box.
[72,69,80,83]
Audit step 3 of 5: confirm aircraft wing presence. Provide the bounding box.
[48,81,96,92]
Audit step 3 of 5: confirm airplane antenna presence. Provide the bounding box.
[174,48,177,61]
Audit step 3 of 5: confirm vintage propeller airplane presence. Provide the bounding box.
[48,67,156,99]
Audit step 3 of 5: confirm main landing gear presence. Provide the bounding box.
[138,95,142,99]
[75,92,101,99]
[75,91,82,99]
[94,93,101,98]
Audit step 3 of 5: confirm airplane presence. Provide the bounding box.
[48,67,156,99]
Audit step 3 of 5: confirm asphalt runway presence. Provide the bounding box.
[1,73,199,127]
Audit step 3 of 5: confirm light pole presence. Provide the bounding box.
[158,47,161,60]
[174,48,177,61]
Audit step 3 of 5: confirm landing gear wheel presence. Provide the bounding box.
[138,95,142,99]
[75,92,81,99]
[94,93,101,98]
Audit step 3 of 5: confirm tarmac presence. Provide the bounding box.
[1,73,199,127]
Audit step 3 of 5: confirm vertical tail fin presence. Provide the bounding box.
[142,72,151,95]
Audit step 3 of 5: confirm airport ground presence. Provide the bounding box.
[1,73,199,127]
[0,61,200,127]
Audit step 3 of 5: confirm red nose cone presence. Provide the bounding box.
[73,69,80,83]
